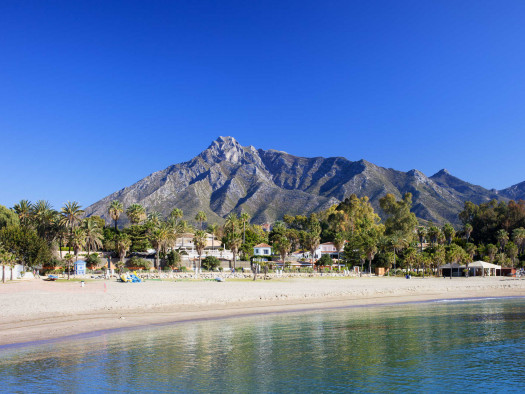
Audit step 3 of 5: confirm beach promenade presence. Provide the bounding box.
[1,276,524,346]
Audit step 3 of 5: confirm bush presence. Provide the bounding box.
[126,257,152,270]
[317,254,334,266]
[165,250,181,269]
[202,256,220,271]
[85,253,101,269]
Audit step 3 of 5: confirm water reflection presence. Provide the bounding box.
[1,298,524,393]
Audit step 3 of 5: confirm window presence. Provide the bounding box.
[264,249,269,255]
[255,249,260,254]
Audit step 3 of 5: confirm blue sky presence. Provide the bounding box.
[1,1,525,210]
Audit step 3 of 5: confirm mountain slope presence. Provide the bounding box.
[84,136,521,226]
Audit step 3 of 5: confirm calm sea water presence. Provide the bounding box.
[1,298,524,393]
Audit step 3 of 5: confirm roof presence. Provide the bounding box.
[320,242,334,246]
[254,243,272,248]
[466,261,502,269]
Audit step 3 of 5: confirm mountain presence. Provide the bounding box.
[84,136,523,226]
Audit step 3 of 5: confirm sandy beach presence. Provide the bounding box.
[1,276,524,347]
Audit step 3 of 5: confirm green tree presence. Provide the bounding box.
[195,211,207,230]
[0,205,19,229]
[442,223,456,245]
[108,200,124,230]
[82,217,103,256]
[63,253,75,280]
[512,227,525,254]
[464,223,473,242]
[126,204,146,225]
[193,230,207,271]
[417,226,427,252]
[273,235,291,264]
[496,229,509,251]
[240,212,251,243]
[202,256,220,271]
[0,226,51,271]
[379,193,418,240]
[60,201,84,253]
[115,233,132,268]
[13,200,32,227]
[486,244,498,264]
[505,242,518,268]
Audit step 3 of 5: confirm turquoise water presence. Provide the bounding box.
[1,298,525,393]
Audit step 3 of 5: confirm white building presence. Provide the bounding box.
[254,243,272,257]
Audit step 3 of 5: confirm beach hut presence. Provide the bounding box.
[439,262,462,277]
[464,261,501,277]
[74,260,87,275]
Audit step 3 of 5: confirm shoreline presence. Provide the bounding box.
[1,277,524,348]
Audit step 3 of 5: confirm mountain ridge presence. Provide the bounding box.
[84,136,524,226]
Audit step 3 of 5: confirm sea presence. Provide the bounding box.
[1,297,524,393]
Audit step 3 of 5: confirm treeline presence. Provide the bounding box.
[1,195,525,280]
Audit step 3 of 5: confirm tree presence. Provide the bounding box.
[64,253,75,280]
[60,201,84,253]
[82,217,103,256]
[505,242,518,269]
[13,200,32,227]
[0,205,19,229]
[149,225,171,271]
[0,226,51,271]
[305,215,321,268]
[379,193,418,239]
[126,204,146,225]
[71,228,85,261]
[108,200,124,230]
[32,200,58,243]
[512,227,525,254]
[273,235,291,264]
[195,211,207,230]
[464,223,473,242]
[115,233,131,268]
[333,232,345,261]
[225,231,242,269]
[207,223,219,252]
[446,244,464,279]
[240,212,251,243]
[442,223,456,245]
[193,230,207,271]
[427,226,440,246]
[486,244,498,264]
[202,256,220,271]
[363,239,378,274]
[465,243,476,277]
[388,234,408,273]
[0,245,15,283]
[496,229,509,251]
[169,208,183,225]
[417,227,427,253]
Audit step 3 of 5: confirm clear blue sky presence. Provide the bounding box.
[1,1,525,210]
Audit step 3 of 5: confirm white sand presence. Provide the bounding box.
[1,276,524,346]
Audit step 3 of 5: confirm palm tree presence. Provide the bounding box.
[71,228,85,262]
[170,208,183,225]
[512,227,525,254]
[389,235,408,274]
[0,246,15,283]
[207,223,219,253]
[224,212,238,235]
[446,244,463,279]
[225,231,242,269]
[304,232,320,269]
[416,227,427,253]
[465,243,476,277]
[505,242,519,269]
[464,223,473,242]
[61,201,84,254]
[442,223,455,245]
[108,200,124,230]
[496,229,509,252]
[193,230,207,271]
[147,211,162,228]
[82,217,103,256]
[273,235,291,265]
[333,232,345,262]
[64,253,75,280]
[32,200,56,242]
[126,204,146,225]
[13,200,32,227]
[115,233,132,270]
[428,226,440,246]
[364,241,378,274]
[195,211,207,230]
[486,244,498,264]
[240,212,251,243]
[149,228,168,271]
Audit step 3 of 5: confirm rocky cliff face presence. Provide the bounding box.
[84,136,523,225]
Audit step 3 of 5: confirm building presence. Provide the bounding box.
[254,243,272,257]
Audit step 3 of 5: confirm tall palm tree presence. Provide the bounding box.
[170,208,183,225]
[273,235,291,265]
[149,226,169,271]
[115,233,132,271]
[512,227,525,254]
[32,200,56,242]
[465,243,476,277]
[147,211,162,228]
[464,223,473,242]
[427,226,440,246]
[193,230,207,271]
[304,232,320,269]
[389,235,408,273]
[416,227,427,253]
[108,200,124,230]
[207,223,219,253]
[13,200,33,227]
[364,241,378,274]
[195,211,207,230]
[240,212,251,243]
[64,253,75,280]
[496,229,509,252]
[126,204,146,225]
[442,223,455,245]
[505,242,518,269]
[333,232,345,262]
[71,228,85,262]
[61,201,84,254]
[82,217,103,256]
[225,231,242,269]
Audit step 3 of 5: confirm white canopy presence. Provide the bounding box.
[464,261,501,269]
[439,262,462,269]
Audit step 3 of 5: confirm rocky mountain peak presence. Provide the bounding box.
[199,136,259,165]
